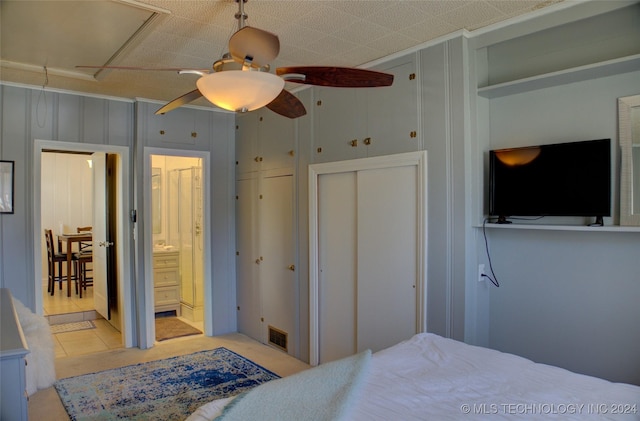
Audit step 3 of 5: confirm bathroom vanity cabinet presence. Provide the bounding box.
[153,250,181,315]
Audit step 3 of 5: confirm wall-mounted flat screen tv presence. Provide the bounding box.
[489,139,611,220]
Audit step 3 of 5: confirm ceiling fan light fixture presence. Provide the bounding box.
[196,70,284,113]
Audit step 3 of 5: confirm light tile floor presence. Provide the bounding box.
[44,284,206,357]
[53,319,123,357]
[43,286,123,357]
[43,282,96,316]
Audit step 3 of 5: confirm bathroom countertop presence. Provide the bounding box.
[153,247,178,253]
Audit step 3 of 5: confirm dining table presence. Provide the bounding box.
[57,232,92,297]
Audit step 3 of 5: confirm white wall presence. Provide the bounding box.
[478,49,640,386]
[0,86,236,349]
[40,152,93,280]
[486,228,640,384]
[0,85,133,311]
[135,100,236,346]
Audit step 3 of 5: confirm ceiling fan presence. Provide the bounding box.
[77,0,393,119]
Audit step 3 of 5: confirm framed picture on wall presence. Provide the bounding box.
[0,160,15,214]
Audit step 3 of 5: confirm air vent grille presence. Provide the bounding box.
[268,325,288,352]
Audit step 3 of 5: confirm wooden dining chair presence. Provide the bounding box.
[44,229,78,296]
[75,226,93,297]
[76,226,92,247]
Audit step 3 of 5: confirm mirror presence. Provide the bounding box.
[152,167,162,234]
[618,94,640,226]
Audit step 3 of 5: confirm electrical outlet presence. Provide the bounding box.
[478,264,486,282]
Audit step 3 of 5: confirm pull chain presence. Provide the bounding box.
[36,66,49,128]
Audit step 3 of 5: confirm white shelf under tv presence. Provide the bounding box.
[478,223,640,233]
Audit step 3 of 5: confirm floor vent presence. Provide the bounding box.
[268,326,288,352]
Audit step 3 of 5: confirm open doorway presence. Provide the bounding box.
[33,140,133,352]
[145,149,210,345]
[40,151,96,317]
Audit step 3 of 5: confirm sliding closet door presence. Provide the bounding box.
[357,166,417,353]
[314,152,425,364]
[318,171,357,362]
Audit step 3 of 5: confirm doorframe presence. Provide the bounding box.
[143,147,212,346]
[308,151,428,365]
[33,139,134,348]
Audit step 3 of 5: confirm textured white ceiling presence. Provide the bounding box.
[0,0,563,110]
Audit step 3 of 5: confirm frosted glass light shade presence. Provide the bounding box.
[196,70,284,112]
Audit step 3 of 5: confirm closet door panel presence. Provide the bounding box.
[258,111,295,171]
[235,114,259,175]
[356,165,418,353]
[236,177,261,341]
[312,87,364,163]
[260,175,296,353]
[366,58,419,157]
[317,172,358,363]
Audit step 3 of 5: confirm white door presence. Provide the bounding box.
[356,166,417,353]
[318,171,357,362]
[312,152,427,365]
[92,152,109,320]
[236,177,261,340]
[260,175,296,353]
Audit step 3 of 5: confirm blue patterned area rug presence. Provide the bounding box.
[54,347,279,420]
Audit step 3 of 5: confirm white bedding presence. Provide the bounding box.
[188,333,640,420]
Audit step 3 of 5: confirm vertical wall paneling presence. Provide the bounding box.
[417,39,469,342]
[447,37,469,342]
[464,37,491,348]
[208,110,238,335]
[294,88,313,361]
[83,97,107,144]
[235,106,299,357]
[2,84,135,346]
[108,101,133,147]
[57,94,82,142]
[471,2,640,384]
[1,86,33,303]
[137,100,236,347]
[30,88,55,142]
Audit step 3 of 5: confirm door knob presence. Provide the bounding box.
[98,241,114,247]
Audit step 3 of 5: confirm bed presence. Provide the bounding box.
[187,333,640,420]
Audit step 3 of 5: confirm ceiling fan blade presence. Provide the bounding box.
[155,89,203,115]
[266,90,307,119]
[229,26,280,67]
[276,66,394,88]
[76,65,210,73]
